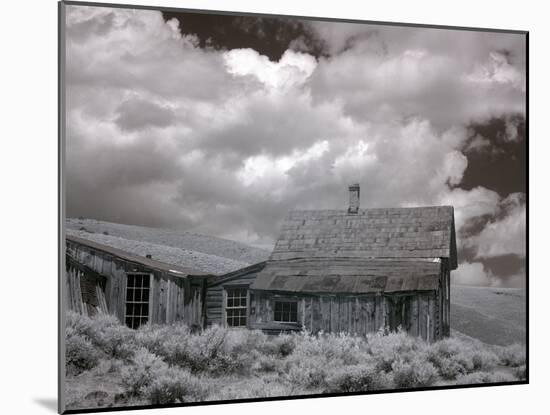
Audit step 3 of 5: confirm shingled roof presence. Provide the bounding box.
[250,258,442,294]
[250,204,457,294]
[270,206,456,266]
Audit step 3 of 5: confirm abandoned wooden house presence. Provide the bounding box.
[207,184,456,342]
[65,184,457,342]
[65,235,207,329]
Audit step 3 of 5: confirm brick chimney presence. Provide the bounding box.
[348,183,360,214]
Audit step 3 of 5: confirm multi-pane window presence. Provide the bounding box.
[125,273,150,329]
[274,301,298,323]
[225,287,247,327]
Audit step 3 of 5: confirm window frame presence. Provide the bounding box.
[223,285,249,328]
[124,272,153,329]
[273,299,299,323]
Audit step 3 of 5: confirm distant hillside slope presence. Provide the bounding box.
[451,285,526,346]
[66,218,270,275]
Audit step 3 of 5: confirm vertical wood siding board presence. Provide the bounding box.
[172,278,177,324]
[308,297,313,332]
[171,279,176,324]
[429,293,435,342]
[301,297,308,330]
[379,296,383,331]
[364,297,370,334]
[67,268,73,311]
[309,296,317,333]
[349,297,354,335]
[411,296,418,337]
[374,296,379,331]
[74,270,83,315]
[179,280,185,322]
[447,270,451,335]
[337,297,343,333]
[159,278,166,324]
[168,278,173,324]
[384,297,390,331]
[330,297,337,333]
[363,297,368,335]
[339,297,345,333]
[174,280,180,322]
[351,297,356,335]
[151,275,158,324]
[320,296,328,332]
[423,295,428,342]
[67,268,74,312]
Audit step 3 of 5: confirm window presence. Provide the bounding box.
[225,287,247,327]
[125,273,150,329]
[274,301,298,323]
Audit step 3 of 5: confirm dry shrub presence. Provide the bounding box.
[286,357,332,389]
[65,331,101,375]
[144,368,210,404]
[428,337,499,379]
[494,344,526,367]
[366,329,428,373]
[269,334,296,357]
[455,371,517,384]
[121,348,168,396]
[67,311,135,360]
[325,364,392,393]
[391,357,438,388]
[136,324,265,375]
[251,354,284,373]
[292,331,369,366]
[210,377,294,401]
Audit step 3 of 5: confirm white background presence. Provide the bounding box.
[0,0,545,414]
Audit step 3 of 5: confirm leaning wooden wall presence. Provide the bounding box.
[65,258,108,317]
[66,239,202,328]
[249,291,440,342]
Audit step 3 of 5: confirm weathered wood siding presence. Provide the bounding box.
[66,258,108,317]
[66,239,204,328]
[249,290,442,341]
[205,264,264,327]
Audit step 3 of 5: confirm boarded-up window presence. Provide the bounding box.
[274,301,298,323]
[225,287,247,327]
[125,273,150,329]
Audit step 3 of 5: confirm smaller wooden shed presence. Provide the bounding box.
[65,235,208,329]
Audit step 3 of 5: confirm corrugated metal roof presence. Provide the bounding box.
[250,258,441,294]
[66,235,208,277]
[270,206,457,269]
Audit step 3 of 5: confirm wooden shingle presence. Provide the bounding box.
[269,206,457,269]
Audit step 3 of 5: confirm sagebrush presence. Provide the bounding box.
[65,311,525,408]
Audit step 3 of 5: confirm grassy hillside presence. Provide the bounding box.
[451,285,526,346]
[66,218,270,275]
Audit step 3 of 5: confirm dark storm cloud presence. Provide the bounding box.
[65,5,526,287]
[461,116,527,196]
[161,12,325,61]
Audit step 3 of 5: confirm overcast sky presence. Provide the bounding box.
[64,5,526,287]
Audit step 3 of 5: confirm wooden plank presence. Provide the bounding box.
[428,293,434,342]
[411,296,418,337]
[301,298,307,329]
[159,278,167,324]
[321,296,330,332]
[330,297,338,333]
[356,297,362,335]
